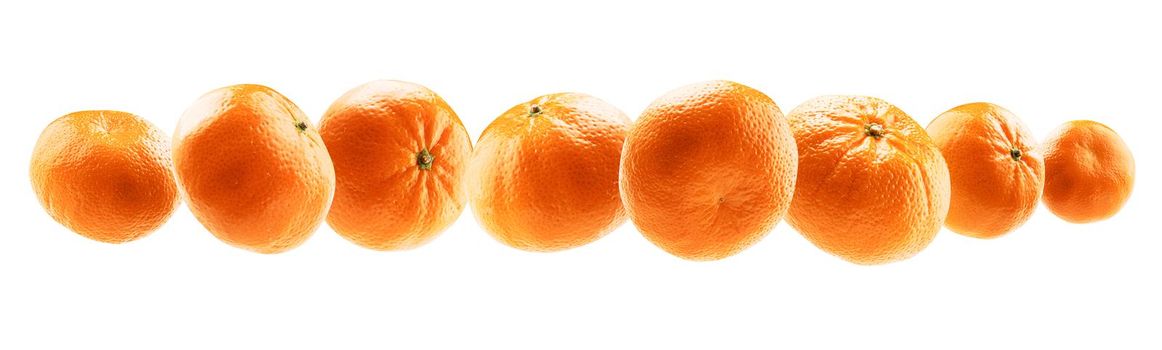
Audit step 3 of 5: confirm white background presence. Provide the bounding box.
[1,1,1157,349]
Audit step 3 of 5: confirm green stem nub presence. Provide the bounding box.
[294,121,308,132]
[416,149,434,170]
[1010,148,1022,161]
[865,123,886,138]
[528,104,543,117]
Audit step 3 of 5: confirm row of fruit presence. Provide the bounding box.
[30,80,1135,264]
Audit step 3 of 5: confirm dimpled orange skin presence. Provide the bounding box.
[469,93,630,252]
[619,81,798,261]
[30,111,180,243]
[786,96,950,265]
[1040,120,1134,223]
[927,102,1044,239]
[319,81,472,250]
[173,84,335,254]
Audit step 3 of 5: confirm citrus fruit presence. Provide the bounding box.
[926,102,1044,238]
[1040,120,1134,223]
[173,84,335,254]
[30,110,180,243]
[620,80,798,261]
[786,96,950,265]
[319,80,472,250]
[469,92,630,252]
